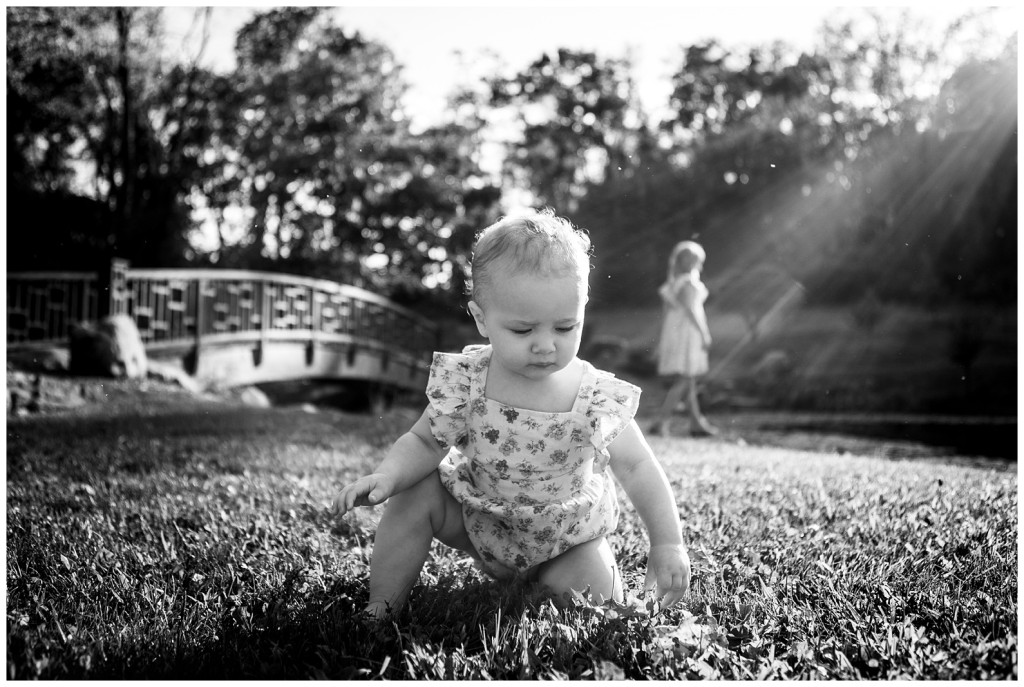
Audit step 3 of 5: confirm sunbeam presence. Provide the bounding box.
[650,56,1019,386]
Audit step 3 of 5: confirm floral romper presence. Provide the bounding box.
[426,344,641,578]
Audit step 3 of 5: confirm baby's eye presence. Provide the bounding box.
[556,324,578,333]
[510,328,532,335]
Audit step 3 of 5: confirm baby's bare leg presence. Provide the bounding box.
[366,471,473,617]
[535,537,623,604]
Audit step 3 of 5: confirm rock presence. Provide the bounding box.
[68,314,148,379]
[236,386,271,408]
[34,376,87,412]
[6,370,88,415]
[147,360,202,394]
[7,371,37,415]
[7,347,68,374]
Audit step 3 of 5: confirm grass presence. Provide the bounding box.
[5,390,1018,679]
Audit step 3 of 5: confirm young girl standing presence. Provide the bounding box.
[651,240,717,437]
[334,209,691,618]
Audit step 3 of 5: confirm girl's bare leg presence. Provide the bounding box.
[653,376,687,437]
[686,377,717,435]
[365,471,474,617]
[535,537,623,604]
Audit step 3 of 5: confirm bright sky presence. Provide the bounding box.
[162,3,1016,131]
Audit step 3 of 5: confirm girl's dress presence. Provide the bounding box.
[426,344,641,578]
[656,272,709,377]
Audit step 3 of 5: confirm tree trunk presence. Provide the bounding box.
[115,8,134,256]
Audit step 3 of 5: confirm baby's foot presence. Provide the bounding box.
[362,600,392,621]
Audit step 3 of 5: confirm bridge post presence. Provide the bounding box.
[256,281,270,367]
[306,284,317,366]
[187,276,206,376]
[99,258,130,318]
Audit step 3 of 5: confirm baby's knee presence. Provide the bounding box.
[383,471,443,517]
[384,472,463,535]
[536,538,622,604]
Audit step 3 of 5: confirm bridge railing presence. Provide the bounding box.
[7,270,102,346]
[7,260,439,377]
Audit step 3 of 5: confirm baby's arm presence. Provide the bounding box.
[608,421,691,608]
[333,409,446,516]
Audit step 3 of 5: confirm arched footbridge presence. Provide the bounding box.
[7,260,439,394]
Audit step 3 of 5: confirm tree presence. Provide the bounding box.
[796,11,1017,305]
[487,49,646,211]
[194,8,501,302]
[630,8,1018,309]
[576,39,837,307]
[7,7,223,268]
[926,53,1017,304]
[7,8,110,267]
[7,8,95,193]
[7,6,501,301]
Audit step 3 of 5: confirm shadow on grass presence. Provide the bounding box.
[6,403,399,481]
[72,575,549,680]
[8,403,324,443]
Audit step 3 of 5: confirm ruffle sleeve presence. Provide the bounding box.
[425,345,487,450]
[586,369,642,452]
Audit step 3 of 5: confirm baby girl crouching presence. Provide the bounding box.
[333,208,691,618]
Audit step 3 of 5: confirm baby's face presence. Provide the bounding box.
[469,268,587,382]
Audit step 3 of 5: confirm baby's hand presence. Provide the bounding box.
[332,473,395,516]
[644,544,691,610]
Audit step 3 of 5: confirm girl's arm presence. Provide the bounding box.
[658,280,680,307]
[608,421,691,607]
[678,281,712,346]
[333,409,447,515]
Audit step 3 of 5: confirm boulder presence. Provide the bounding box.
[236,386,271,408]
[68,314,148,379]
[147,360,202,394]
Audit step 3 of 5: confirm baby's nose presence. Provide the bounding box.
[532,336,555,354]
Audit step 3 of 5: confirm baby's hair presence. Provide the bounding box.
[669,240,706,277]
[469,208,592,304]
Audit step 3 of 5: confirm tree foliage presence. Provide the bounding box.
[575,9,1016,307]
[487,49,650,211]
[5,7,1015,309]
[192,8,501,297]
[7,7,224,268]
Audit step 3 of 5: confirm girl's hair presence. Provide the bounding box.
[668,240,706,278]
[469,208,592,303]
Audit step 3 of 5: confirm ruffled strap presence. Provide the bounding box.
[425,345,489,450]
[585,367,641,453]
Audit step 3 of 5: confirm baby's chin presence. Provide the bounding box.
[517,358,572,378]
